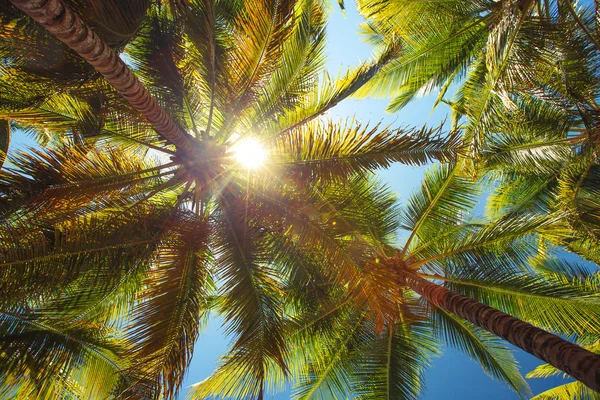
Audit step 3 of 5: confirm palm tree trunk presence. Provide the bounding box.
[8,0,197,153]
[395,267,600,392]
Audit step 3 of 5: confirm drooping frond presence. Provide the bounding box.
[122,216,213,399]
[433,308,531,398]
[400,163,481,255]
[352,319,440,400]
[192,185,288,399]
[0,310,126,399]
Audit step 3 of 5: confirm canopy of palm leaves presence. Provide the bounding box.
[2,0,600,399]
[0,0,462,398]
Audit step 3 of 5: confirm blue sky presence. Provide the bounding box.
[178,3,573,399]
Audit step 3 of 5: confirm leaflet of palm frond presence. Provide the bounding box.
[122,217,213,400]
[187,355,288,400]
[433,308,531,397]
[67,0,151,48]
[275,119,459,183]
[0,120,9,169]
[208,185,288,398]
[0,310,126,399]
[0,208,170,309]
[399,163,481,256]
[441,263,600,336]
[557,152,600,236]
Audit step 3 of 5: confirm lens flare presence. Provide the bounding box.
[232,138,266,169]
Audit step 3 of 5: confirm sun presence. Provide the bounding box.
[231,138,266,169]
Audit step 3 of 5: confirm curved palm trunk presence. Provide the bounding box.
[9,0,197,153]
[395,267,600,392]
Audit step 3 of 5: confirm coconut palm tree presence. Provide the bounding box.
[190,163,600,398]
[1,0,458,398]
[355,0,600,163]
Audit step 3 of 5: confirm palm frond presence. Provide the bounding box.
[433,308,531,398]
[275,120,458,183]
[123,217,213,399]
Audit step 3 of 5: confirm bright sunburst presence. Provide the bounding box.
[232,138,266,169]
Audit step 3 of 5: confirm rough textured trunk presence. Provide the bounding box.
[9,0,197,153]
[396,267,600,392]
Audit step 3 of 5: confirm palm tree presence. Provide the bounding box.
[190,163,600,398]
[1,0,457,398]
[355,0,600,164]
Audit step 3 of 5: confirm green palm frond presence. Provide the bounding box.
[123,217,213,399]
[198,187,288,399]
[291,312,366,400]
[0,143,177,220]
[275,120,458,183]
[485,173,557,220]
[556,152,600,238]
[352,319,440,400]
[0,310,125,399]
[238,0,327,137]
[440,268,600,336]
[355,0,490,111]
[530,381,600,400]
[264,45,398,139]
[0,208,169,310]
[400,163,481,255]
[410,213,561,273]
[433,308,531,398]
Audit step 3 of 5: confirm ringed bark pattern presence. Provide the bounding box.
[8,0,197,153]
[396,267,600,392]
